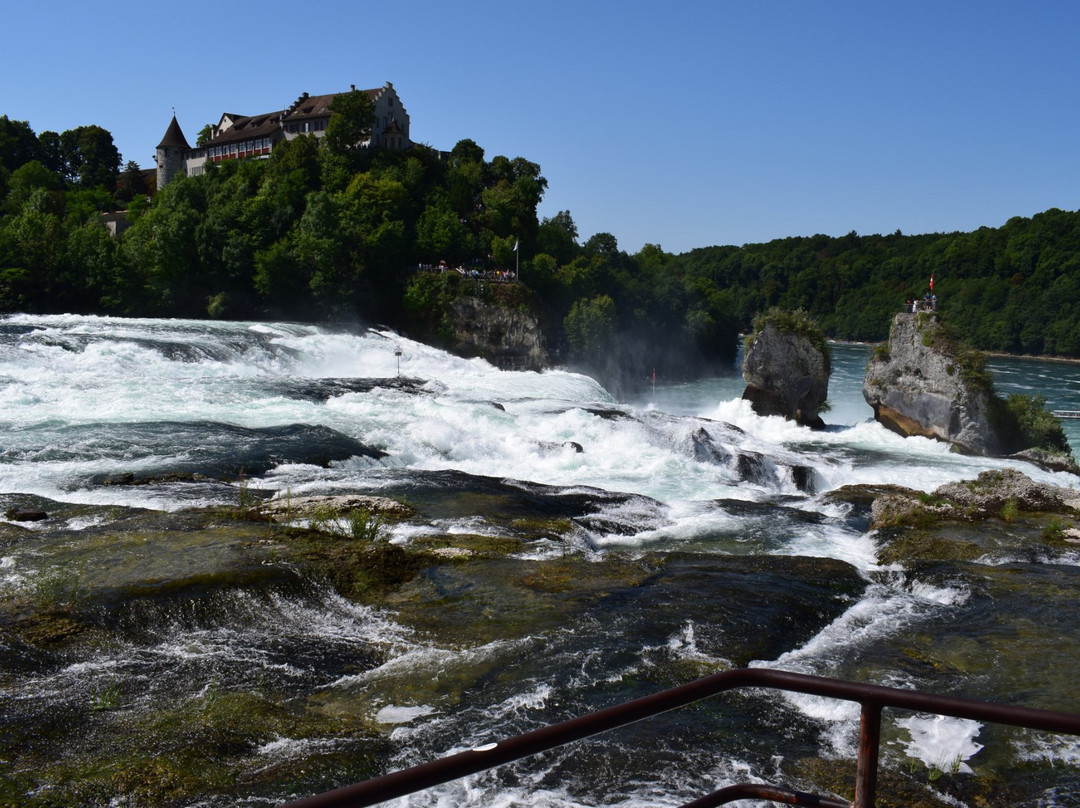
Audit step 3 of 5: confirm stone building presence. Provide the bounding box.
[155,81,410,188]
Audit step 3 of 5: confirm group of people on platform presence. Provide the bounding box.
[907,292,937,313]
[417,262,517,282]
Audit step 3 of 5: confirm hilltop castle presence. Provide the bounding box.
[155,81,410,189]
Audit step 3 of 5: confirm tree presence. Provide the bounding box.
[536,210,579,266]
[324,89,376,157]
[564,294,618,361]
[0,116,39,173]
[36,130,64,178]
[449,138,484,168]
[583,232,619,259]
[116,160,148,204]
[59,125,121,190]
[416,194,472,262]
[5,160,63,211]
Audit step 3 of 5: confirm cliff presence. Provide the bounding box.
[863,312,1000,455]
[447,296,549,370]
[742,317,830,429]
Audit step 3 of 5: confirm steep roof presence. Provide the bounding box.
[281,86,383,122]
[206,111,285,147]
[282,92,337,122]
[157,115,191,150]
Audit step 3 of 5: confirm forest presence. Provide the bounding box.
[3,107,1080,391]
[670,209,1080,356]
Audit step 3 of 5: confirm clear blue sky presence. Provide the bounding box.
[3,0,1079,255]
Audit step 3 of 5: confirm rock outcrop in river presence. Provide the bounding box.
[863,312,1001,455]
[742,310,830,429]
[448,295,549,370]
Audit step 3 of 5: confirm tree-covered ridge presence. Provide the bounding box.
[671,208,1080,356]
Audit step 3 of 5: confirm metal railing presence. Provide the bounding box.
[279,667,1080,808]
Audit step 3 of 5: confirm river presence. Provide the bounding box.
[1,314,1080,807]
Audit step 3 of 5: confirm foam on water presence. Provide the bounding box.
[895,714,984,774]
[376,705,438,725]
[750,574,972,756]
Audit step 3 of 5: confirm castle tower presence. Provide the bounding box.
[156,114,190,189]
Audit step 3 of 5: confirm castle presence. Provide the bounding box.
[156,81,410,189]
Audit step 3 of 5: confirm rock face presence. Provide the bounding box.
[742,322,829,429]
[863,313,1001,456]
[866,467,1080,530]
[448,296,548,370]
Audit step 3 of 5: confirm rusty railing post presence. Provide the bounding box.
[854,700,882,808]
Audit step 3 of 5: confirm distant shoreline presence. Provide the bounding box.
[982,350,1080,367]
[825,337,1080,367]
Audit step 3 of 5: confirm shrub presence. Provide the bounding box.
[991,392,1071,455]
[346,508,386,542]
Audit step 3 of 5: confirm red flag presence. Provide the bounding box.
[930,274,934,291]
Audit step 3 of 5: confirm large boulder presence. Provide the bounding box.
[863,313,1000,455]
[742,321,829,429]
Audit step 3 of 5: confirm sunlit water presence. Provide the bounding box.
[2,314,1080,806]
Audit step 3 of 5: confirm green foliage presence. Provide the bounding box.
[402,271,464,343]
[1000,497,1019,523]
[90,679,123,712]
[0,115,41,173]
[30,561,85,610]
[345,508,386,542]
[1042,518,1065,541]
[916,314,994,395]
[564,294,617,360]
[295,504,386,541]
[999,392,1071,454]
[59,125,121,190]
[666,208,1080,360]
[324,89,376,158]
[0,111,747,387]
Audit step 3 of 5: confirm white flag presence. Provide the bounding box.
[513,240,519,252]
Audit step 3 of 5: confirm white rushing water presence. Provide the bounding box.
[3,314,1074,525]
[4,314,1080,806]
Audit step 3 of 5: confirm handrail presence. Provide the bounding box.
[279,667,1080,808]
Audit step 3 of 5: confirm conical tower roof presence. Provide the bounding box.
[157,115,190,150]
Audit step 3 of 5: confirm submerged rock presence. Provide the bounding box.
[4,508,47,522]
[83,421,388,485]
[742,318,829,429]
[863,313,1000,455]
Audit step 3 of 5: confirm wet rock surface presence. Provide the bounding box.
[0,480,868,807]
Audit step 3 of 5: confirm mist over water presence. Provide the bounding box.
[2,314,1080,806]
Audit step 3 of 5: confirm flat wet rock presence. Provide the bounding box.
[274,376,435,402]
[387,551,864,661]
[61,421,390,483]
